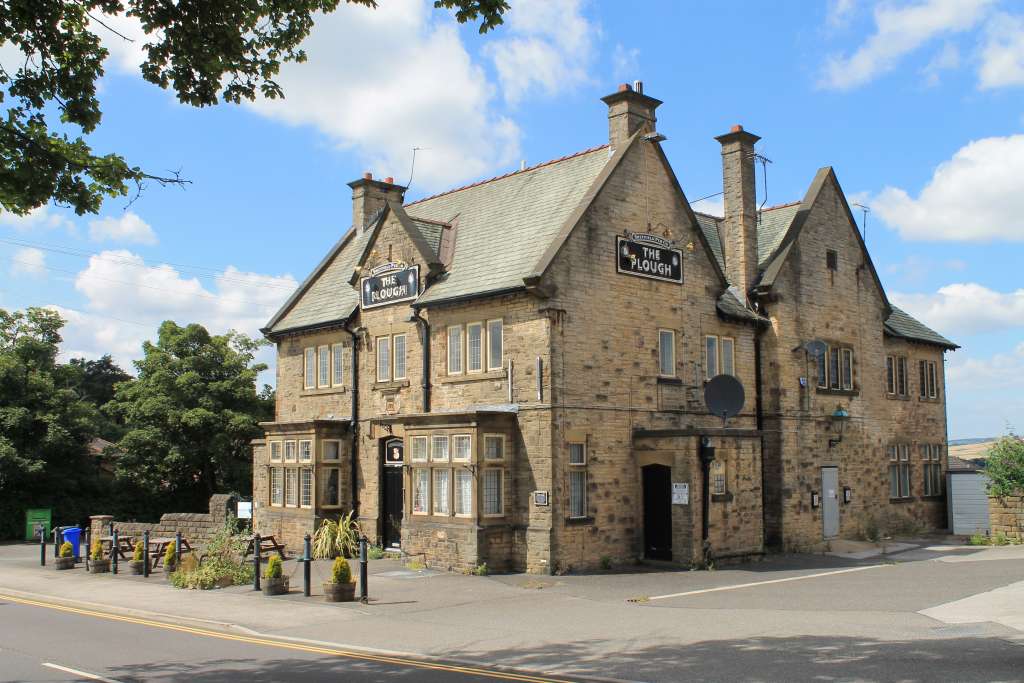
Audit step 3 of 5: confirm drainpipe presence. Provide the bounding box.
[699,437,714,562]
[409,307,431,413]
[754,322,766,547]
[342,319,360,516]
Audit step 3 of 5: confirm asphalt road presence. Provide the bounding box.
[0,598,573,683]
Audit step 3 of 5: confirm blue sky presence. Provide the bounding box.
[1,0,1022,439]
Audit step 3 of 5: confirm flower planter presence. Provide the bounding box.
[89,559,110,574]
[54,557,75,571]
[323,581,356,602]
[128,560,145,575]
[162,564,176,580]
[262,576,289,596]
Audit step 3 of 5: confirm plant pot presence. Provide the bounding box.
[54,557,75,571]
[128,560,144,575]
[323,581,356,602]
[262,576,289,596]
[89,559,110,574]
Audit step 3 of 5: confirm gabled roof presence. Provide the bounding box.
[406,145,612,304]
[694,202,801,275]
[885,305,959,349]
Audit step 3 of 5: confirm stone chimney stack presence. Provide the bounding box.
[714,125,761,296]
[601,81,662,150]
[348,172,407,233]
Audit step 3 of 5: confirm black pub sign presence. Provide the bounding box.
[360,263,420,309]
[616,233,682,283]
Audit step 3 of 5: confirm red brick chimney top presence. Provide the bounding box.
[384,176,394,184]
[618,83,631,92]
[731,124,743,133]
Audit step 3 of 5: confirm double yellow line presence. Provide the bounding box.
[0,593,576,683]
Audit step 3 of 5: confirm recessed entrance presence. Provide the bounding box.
[821,466,839,539]
[381,438,404,548]
[642,464,672,560]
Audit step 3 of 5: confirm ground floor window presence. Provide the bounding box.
[483,469,503,516]
[412,469,429,514]
[922,444,943,496]
[322,468,341,507]
[569,469,587,518]
[455,469,473,516]
[300,469,313,508]
[285,468,298,507]
[888,444,911,498]
[270,467,283,506]
[432,469,450,515]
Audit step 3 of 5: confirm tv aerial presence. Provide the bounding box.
[704,375,745,427]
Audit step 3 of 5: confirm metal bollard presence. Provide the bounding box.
[359,535,368,604]
[112,529,118,574]
[83,527,89,569]
[39,527,46,566]
[175,531,182,566]
[52,528,60,558]
[253,533,261,591]
[302,534,312,598]
[143,530,150,578]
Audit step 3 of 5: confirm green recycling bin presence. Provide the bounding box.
[25,508,52,541]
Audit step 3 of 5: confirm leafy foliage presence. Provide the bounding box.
[132,540,144,561]
[330,556,352,584]
[312,511,362,559]
[0,0,508,216]
[106,321,271,511]
[163,540,176,567]
[90,538,103,561]
[264,554,283,579]
[985,434,1024,498]
[59,541,73,558]
[170,517,254,589]
[66,355,131,441]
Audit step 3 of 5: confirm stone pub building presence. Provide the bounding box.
[252,83,956,572]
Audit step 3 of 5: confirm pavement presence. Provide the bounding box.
[1,538,1022,682]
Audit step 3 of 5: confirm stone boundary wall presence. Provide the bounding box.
[90,494,235,549]
[989,495,1024,541]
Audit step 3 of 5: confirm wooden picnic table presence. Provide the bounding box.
[148,536,194,568]
[98,535,135,560]
[243,535,286,560]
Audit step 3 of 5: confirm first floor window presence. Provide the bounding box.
[393,333,407,380]
[431,434,449,462]
[270,468,283,506]
[927,361,938,399]
[322,468,341,506]
[332,343,345,387]
[300,469,313,507]
[304,347,315,389]
[819,350,829,389]
[568,441,586,465]
[569,469,587,519]
[452,434,472,462]
[323,440,340,461]
[841,349,854,390]
[721,337,735,377]
[896,356,908,396]
[376,336,391,382]
[829,347,840,390]
[448,326,463,374]
[487,319,503,370]
[484,434,505,461]
[299,440,312,462]
[413,469,429,514]
[284,440,297,462]
[659,329,676,377]
[411,436,428,462]
[455,469,473,516]
[432,469,450,515]
[918,360,928,398]
[705,335,718,380]
[467,322,483,372]
[888,444,911,499]
[270,441,282,462]
[318,345,330,388]
[483,469,503,516]
[285,468,298,506]
[885,356,895,394]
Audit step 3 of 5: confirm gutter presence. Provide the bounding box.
[341,318,360,516]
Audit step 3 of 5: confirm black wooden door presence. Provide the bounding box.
[642,464,672,560]
[381,440,404,548]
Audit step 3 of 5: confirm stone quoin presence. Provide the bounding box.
[252,83,957,572]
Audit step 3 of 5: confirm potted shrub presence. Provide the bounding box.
[162,542,177,578]
[323,556,356,602]
[88,539,110,574]
[55,541,75,571]
[262,555,289,596]
[128,541,145,575]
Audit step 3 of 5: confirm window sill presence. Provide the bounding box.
[885,393,911,401]
[565,516,594,526]
[373,379,410,392]
[657,376,683,386]
[302,386,348,397]
[888,497,915,504]
[816,387,859,397]
[920,494,944,500]
[711,493,733,503]
[917,396,942,404]
[439,369,506,385]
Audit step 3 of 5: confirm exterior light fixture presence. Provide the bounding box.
[843,487,852,504]
[828,405,850,449]
[811,491,820,508]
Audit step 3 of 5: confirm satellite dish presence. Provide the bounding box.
[804,340,827,359]
[704,374,745,424]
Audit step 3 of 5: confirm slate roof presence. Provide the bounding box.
[693,202,801,275]
[409,217,447,256]
[884,305,959,349]
[405,145,611,304]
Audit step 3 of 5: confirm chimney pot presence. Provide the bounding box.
[384,176,394,184]
[633,80,643,94]
[731,124,743,133]
[618,82,631,92]
[363,172,373,180]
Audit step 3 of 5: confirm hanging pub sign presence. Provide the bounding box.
[615,232,682,284]
[360,262,419,310]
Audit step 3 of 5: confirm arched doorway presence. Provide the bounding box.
[642,464,672,560]
[381,438,404,548]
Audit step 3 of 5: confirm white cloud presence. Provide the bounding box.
[483,0,597,103]
[872,134,1024,241]
[88,212,158,245]
[979,12,1024,89]
[90,12,149,73]
[946,343,1024,437]
[245,1,520,194]
[922,41,960,86]
[10,247,46,277]
[691,197,724,217]
[819,0,992,90]
[56,250,297,372]
[891,283,1024,336]
[826,0,858,29]
[0,205,75,234]
[611,43,640,81]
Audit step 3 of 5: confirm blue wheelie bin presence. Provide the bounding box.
[60,527,82,561]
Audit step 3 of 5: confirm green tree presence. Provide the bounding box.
[0,0,508,216]
[65,354,132,441]
[985,434,1024,498]
[107,321,271,510]
[0,307,104,537]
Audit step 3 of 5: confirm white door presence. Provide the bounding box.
[822,467,840,539]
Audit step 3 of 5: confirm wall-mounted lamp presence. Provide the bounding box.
[811,491,820,508]
[828,405,850,449]
[843,486,852,504]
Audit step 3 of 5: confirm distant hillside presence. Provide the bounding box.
[949,439,996,462]
[949,437,997,446]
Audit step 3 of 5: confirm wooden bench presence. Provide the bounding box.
[243,535,286,560]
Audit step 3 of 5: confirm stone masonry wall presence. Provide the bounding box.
[90,494,234,549]
[989,495,1024,541]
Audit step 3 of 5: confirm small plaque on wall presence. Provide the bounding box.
[672,482,690,505]
[533,490,549,506]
